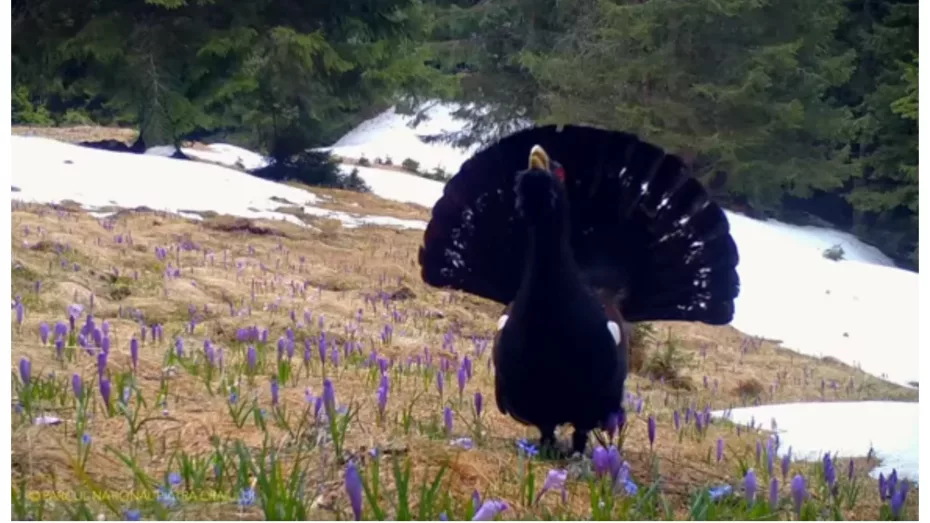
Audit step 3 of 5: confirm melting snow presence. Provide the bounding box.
[714,402,919,484]
[12,136,424,230]
[340,165,445,209]
[322,104,482,174]
[147,143,271,171]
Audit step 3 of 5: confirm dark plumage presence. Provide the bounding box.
[418,125,740,456]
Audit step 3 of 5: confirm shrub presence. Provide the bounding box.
[401,158,420,173]
[358,156,371,167]
[252,150,371,193]
[11,85,54,126]
[734,378,765,402]
[642,329,695,390]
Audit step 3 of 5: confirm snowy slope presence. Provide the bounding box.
[340,165,445,209]
[323,104,482,174]
[726,213,917,386]
[11,136,425,230]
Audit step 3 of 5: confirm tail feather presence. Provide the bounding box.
[419,125,740,325]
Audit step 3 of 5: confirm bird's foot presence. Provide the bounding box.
[537,438,571,461]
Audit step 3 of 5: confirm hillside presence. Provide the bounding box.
[9,115,919,520]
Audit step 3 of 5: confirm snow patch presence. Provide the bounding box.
[715,401,919,484]
[12,136,422,230]
[323,105,482,174]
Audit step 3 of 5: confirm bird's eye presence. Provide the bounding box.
[554,166,566,182]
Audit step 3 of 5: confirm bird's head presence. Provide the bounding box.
[514,145,567,222]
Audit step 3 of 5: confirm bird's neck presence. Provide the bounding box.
[517,217,578,298]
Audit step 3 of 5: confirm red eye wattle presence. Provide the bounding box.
[555,166,566,181]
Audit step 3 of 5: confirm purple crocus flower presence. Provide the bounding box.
[72,373,83,399]
[55,338,64,360]
[474,392,483,418]
[247,346,257,371]
[19,358,31,386]
[100,378,111,407]
[716,438,724,463]
[457,365,467,395]
[614,461,637,495]
[535,468,568,505]
[647,415,656,448]
[444,406,454,435]
[271,379,280,407]
[472,500,508,521]
[790,474,806,517]
[822,452,836,490]
[129,337,139,371]
[847,458,854,482]
[606,446,622,479]
[890,480,909,519]
[39,322,50,344]
[673,410,681,432]
[769,477,779,508]
[344,462,363,520]
[592,446,610,478]
[55,321,68,339]
[436,372,444,396]
[97,351,108,378]
[323,379,336,413]
[175,337,184,358]
[203,341,216,367]
[781,453,791,481]
[377,385,388,417]
[379,374,390,394]
[744,469,758,505]
[708,485,733,501]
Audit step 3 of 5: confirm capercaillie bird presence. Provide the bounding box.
[418,125,740,456]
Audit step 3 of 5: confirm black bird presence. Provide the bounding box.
[418,125,740,456]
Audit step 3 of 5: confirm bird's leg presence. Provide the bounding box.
[538,426,561,459]
[571,427,591,456]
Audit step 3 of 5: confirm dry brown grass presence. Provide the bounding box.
[10,192,918,520]
[12,125,139,144]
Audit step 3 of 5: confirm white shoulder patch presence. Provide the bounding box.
[607,321,621,345]
[497,314,509,331]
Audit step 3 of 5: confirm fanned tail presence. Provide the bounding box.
[418,125,740,325]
